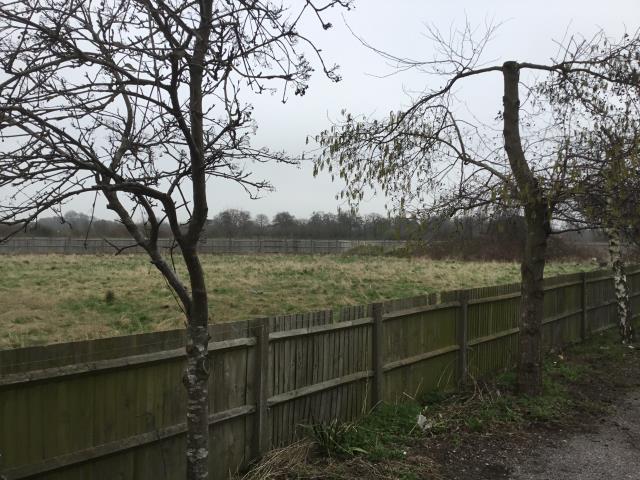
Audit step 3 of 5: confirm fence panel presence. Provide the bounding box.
[467,292,520,379]
[541,276,583,350]
[266,310,372,447]
[382,304,459,402]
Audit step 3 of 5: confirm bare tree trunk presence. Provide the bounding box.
[518,203,549,395]
[182,247,210,480]
[502,61,550,396]
[182,1,213,477]
[607,227,634,343]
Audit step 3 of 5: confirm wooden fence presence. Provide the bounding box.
[0,238,405,255]
[1,267,639,479]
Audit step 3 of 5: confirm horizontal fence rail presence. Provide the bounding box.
[1,267,639,479]
[0,237,406,255]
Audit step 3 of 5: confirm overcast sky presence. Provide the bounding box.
[74,0,640,220]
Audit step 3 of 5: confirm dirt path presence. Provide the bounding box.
[509,391,640,480]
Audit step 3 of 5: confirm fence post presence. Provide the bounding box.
[252,317,271,458]
[580,272,587,341]
[371,302,384,407]
[457,290,469,385]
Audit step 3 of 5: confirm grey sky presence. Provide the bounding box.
[73,0,640,220]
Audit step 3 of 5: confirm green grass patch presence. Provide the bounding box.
[307,403,422,462]
[418,333,625,439]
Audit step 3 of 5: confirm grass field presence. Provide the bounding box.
[0,254,594,348]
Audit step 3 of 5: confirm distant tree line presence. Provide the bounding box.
[0,209,414,240]
[206,210,414,239]
[0,209,608,249]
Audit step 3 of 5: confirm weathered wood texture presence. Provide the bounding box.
[1,267,638,479]
[0,238,405,255]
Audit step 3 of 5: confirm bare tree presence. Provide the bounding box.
[254,213,270,239]
[0,0,351,478]
[315,26,640,395]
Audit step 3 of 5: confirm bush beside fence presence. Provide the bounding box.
[1,267,638,479]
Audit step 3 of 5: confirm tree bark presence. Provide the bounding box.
[518,203,549,396]
[182,247,211,480]
[502,61,549,396]
[607,227,634,343]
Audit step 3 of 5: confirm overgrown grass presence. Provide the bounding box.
[241,403,432,480]
[418,369,578,439]
[0,254,594,348]
[304,358,585,465]
[307,403,423,462]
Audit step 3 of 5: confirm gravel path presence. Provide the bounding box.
[510,392,640,480]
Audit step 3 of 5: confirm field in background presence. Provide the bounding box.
[0,254,594,348]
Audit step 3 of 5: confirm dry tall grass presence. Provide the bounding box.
[0,254,593,348]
